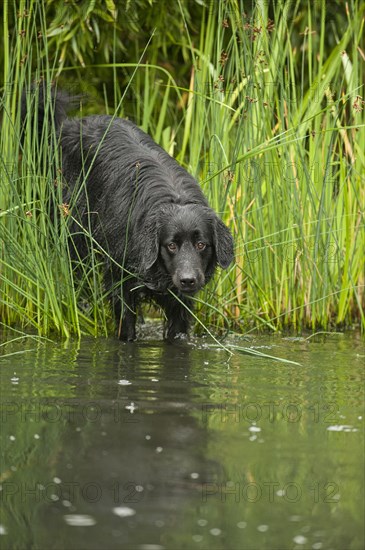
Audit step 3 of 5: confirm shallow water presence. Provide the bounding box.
[0,329,364,550]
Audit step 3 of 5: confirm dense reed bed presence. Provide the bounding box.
[1,0,364,338]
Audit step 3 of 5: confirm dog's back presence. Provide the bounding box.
[22,85,207,214]
[60,116,207,206]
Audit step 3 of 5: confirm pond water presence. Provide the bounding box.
[0,329,364,550]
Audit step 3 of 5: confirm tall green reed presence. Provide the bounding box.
[178,0,365,333]
[1,1,110,337]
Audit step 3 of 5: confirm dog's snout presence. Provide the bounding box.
[171,261,205,294]
[180,276,197,290]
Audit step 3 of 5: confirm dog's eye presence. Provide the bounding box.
[167,242,177,252]
[196,242,206,251]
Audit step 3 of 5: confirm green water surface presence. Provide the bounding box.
[0,331,364,550]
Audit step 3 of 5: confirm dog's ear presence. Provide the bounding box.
[213,216,234,269]
[139,213,160,272]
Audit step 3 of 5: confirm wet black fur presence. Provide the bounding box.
[23,86,234,341]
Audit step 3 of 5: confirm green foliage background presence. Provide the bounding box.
[1,0,364,337]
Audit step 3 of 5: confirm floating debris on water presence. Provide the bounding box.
[125,402,137,413]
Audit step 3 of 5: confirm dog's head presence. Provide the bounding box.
[140,204,234,293]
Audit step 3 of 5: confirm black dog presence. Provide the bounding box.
[23,87,234,340]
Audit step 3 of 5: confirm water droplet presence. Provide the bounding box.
[155,520,164,527]
[293,535,308,544]
[237,521,247,529]
[113,506,136,518]
[64,514,96,527]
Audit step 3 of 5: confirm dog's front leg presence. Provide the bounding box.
[119,306,137,341]
[156,294,193,341]
[116,281,137,341]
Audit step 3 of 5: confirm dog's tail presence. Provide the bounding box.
[20,82,76,141]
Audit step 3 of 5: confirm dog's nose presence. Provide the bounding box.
[180,276,197,290]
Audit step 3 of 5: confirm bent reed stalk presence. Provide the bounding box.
[1,0,364,338]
